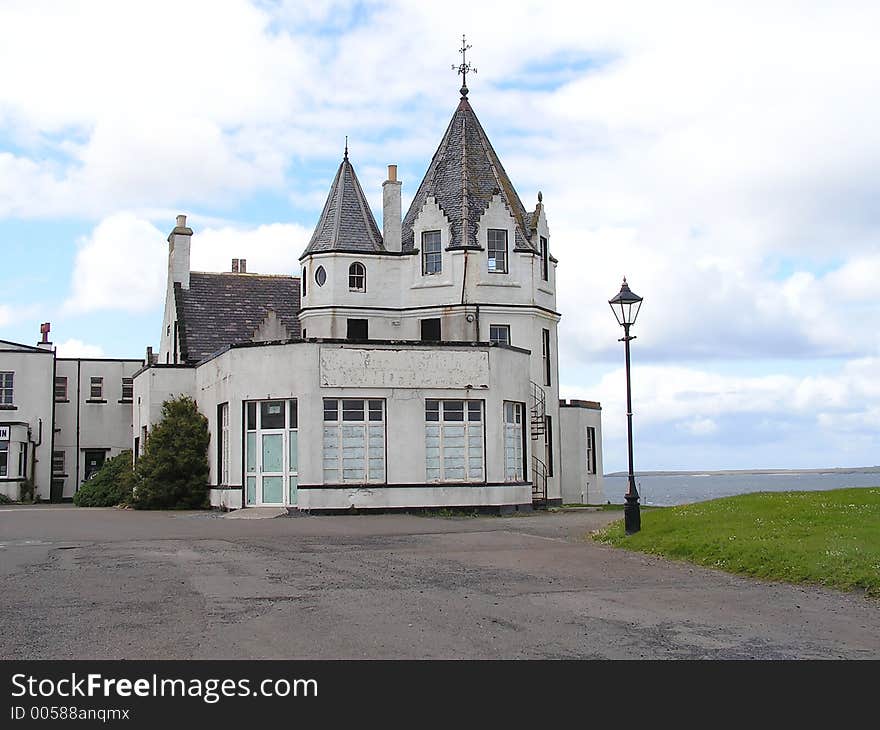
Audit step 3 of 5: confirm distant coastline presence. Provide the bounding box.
[604,466,880,478]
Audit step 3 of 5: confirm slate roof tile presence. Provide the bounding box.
[174,272,301,363]
[300,155,384,257]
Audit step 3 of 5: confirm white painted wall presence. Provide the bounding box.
[54,359,143,499]
[138,341,533,510]
[0,344,55,500]
[132,365,197,461]
[559,401,605,505]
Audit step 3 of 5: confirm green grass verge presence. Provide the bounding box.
[592,488,880,596]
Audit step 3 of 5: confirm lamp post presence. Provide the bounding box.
[609,277,643,535]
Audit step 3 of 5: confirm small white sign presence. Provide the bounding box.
[0,426,9,441]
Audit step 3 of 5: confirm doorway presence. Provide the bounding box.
[83,450,106,481]
[245,400,299,507]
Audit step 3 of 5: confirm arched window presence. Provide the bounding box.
[349,262,366,292]
[315,266,326,287]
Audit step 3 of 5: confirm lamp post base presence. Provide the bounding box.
[624,493,641,535]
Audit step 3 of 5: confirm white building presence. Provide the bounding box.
[134,87,605,511]
[0,328,142,501]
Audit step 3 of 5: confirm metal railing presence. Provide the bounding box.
[531,454,548,502]
[529,381,546,439]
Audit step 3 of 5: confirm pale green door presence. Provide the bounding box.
[260,432,284,505]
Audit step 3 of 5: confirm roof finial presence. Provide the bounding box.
[452,34,477,98]
[537,190,543,203]
[344,136,349,160]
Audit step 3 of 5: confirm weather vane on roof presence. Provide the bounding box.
[452,34,476,98]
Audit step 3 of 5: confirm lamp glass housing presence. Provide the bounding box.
[609,280,643,327]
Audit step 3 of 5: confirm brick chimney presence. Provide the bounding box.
[232,258,239,273]
[240,258,247,273]
[37,322,53,350]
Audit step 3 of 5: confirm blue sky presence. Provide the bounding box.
[2,0,879,472]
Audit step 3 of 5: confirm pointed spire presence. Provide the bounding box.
[300,150,384,258]
[401,96,535,252]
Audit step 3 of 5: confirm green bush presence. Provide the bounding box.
[73,450,135,507]
[0,493,12,505]
[133,395,210,510]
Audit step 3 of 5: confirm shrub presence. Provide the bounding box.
[133,395,210,510]
[0,493,12,505]
[73,450,135,507]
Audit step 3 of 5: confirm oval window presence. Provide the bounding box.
[315,266,327,287]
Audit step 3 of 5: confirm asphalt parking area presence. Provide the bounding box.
[1,505,878,659]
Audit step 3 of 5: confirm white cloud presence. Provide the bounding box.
[565,357,880,469]
[64,213,167,314]
[55,339,106,358]
[191,223,312,275]
[62,213,311,316]
[681,418,719,437]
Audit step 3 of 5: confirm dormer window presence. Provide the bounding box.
[488,229,508,273]
[349,262,366,292]
[422,231,442,275]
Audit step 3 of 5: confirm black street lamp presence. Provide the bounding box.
[609,277,643,535]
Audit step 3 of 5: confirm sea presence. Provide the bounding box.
[602,470,880,506]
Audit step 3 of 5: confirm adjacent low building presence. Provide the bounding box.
[0,330,142,501]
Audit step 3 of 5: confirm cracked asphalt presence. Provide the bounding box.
[1,505,878,659]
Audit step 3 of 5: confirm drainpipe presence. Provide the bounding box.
[75,360,81,491]
[33,419,42,501]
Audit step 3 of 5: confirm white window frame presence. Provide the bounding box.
[55,376,68,401]
[489,324,510,346]
[542,329,551,386]
[540,235,549,281]
[348,261,366,292]
[504,402,525,482]
[422,230,442,275]
[121,377,134,401]
[487,229,508,273]
[244,399,299,506]
[220,403,229,486]
[323,398,385,484]
[0,372,13,404]
[586,426,597,475]
[425,399,484,483]
[90,376,103,400]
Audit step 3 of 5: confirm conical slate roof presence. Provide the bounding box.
[402,96,537,252]
[301,153,384,258]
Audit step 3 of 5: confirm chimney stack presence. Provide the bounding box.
[240,258,247,273]
[232,258,239,273]
[37,322,53,350]
[168,213,193,290]
[382,164,402,252]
